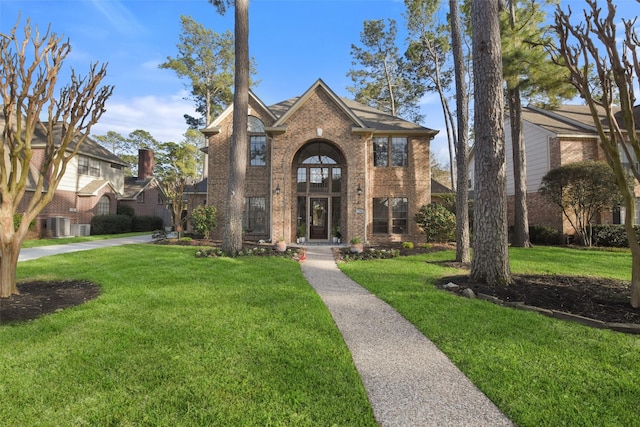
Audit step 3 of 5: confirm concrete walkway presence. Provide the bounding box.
[300,245,513,427]
[18,234,153,262]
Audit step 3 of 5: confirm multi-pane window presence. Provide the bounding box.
[373,137,408,167]
[249,135,266,166]
[391,197,408,233]
[243,197,266,234]
[373,198,389,234]
[391,137,408,166]
[78,156,100,176]
[373,197,408,234]
[97,195,110,215]
[373,137,389,166]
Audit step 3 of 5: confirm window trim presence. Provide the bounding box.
[372,196,409,235]
[373,136,408,168]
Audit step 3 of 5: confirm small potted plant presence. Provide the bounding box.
[297,225,306,244]
[333,224,341,244]
[349,236,363,253]
[275,237,287,252]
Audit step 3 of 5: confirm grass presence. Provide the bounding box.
[21,231,151,248]
[339,246,640,426]
[1,245,376,426]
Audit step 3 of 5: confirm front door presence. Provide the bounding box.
[309,198,328,240]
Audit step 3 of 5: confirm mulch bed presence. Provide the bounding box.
[3,241,638,327]
[0,280,101,324]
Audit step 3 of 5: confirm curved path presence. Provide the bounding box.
[300,245,513,427]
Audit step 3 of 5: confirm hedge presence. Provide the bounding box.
[90,214,132,235]
[132,215,164,232]
[592,224,640,248]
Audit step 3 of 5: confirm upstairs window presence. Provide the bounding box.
[249,135,266,166]
[248,116,266,166]
[78,155,100,176]
[373,136,408,167]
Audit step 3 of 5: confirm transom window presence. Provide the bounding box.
[295,142,343,194]
[373,197,408,234]
[373,136,408,167]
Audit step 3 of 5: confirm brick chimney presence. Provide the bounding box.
[138,149,154,180]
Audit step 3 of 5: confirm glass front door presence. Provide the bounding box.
[309,198,328,240]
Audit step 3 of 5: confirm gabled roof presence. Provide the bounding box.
[0,110,128,167]
[431,179,453,194]
[202,79,439,138]
[522,104,620,136]
[121,176,166,200]
[78,179,119,197]
[271,79,366,129]
[201,90,278,136]
[185,179,207,194]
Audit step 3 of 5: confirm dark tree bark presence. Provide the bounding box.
[470,0,512,285]
[222,0,249,254]
[450,0,471,263]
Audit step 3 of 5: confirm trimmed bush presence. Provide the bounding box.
[132,215,164,232]
[91,215,132,235]
[592,224,640,248]
[414,203,456,243]
[529,225,562,246]
[117,204,135,218]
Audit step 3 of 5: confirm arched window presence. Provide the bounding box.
[97,195,110,216]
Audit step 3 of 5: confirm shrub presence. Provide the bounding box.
[189,205,217,239]
[402,241,414,249]
[132,215,164,232]
[414,203,456,243]
[116,204,135,218]
[592,224,640,248]
[90,215,132,235]
[13,213,35,232]
[529,225,562,246]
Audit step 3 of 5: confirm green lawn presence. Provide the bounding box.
[4,244,640,426]
[2,245,376,426]
[339,246,640,426]
[21,231,151,248]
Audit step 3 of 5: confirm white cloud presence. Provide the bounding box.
[92,92,196,143]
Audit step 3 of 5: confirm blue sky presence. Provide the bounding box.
[1,0,637,164]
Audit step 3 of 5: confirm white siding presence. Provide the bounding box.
[57,156,124,193]
[505,120,553,195]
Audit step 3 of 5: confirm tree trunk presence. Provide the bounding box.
[0,240,20,298]
[222,0,249,254]
[622,205,640,308]
[450,0,470,263]
[508,87,531,247]
[470,0,511,286]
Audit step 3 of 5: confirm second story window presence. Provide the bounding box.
[78,155,100,177]
[248,115,266,166]
[250,135,266,166]
[373,136,408,167]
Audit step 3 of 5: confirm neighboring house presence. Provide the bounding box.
[6,119,128,237]
[3,112,171,237]
[470,104,636,237]
[119,149,171,227]
[202,79,439,244]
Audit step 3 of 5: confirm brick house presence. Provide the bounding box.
[119,149,171,227]
[202,79,438,244]
[4,115,170,236]
[470,104,635,237]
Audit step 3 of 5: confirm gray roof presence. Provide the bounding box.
[264,79,438,135]
[122,176,155,199]
[1,109,128,167]
[78,179,115,196]
[522,104,620,136]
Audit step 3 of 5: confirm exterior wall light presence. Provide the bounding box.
[275,184,281,195]
[357,184,362,195]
